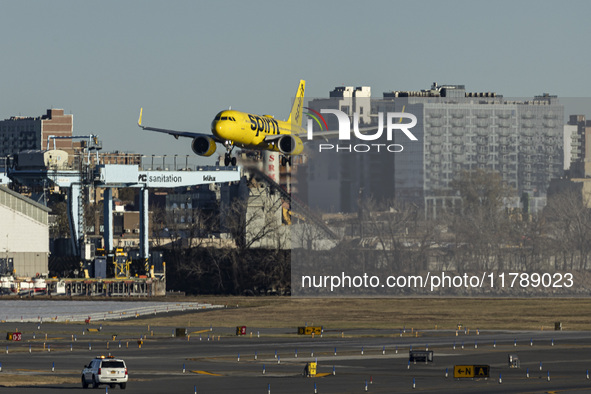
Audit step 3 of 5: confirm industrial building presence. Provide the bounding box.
[304,83,565,218]
[0,185,50,276]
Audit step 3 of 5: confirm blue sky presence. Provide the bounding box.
[1,0,590,159]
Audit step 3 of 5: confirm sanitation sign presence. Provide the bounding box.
[97,164,240,188]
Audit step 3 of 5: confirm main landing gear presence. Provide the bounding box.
[280,155,292,166]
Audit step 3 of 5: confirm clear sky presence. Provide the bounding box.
[1,0,590,160]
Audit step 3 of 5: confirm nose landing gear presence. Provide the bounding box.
[223,142,237,166]
[224,153,237,167]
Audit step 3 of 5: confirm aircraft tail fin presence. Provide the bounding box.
[287,80,306,127]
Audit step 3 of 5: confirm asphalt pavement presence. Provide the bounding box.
[1,321,590,393]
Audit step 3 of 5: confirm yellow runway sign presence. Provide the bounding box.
[454,365,489,379]
[298,326,322,335]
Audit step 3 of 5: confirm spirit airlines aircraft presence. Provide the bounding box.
[138,80,306,166]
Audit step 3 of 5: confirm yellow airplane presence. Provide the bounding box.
[138,80,306,166]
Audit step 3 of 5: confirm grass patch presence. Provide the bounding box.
[108,297,591,331]
[0,375,79,387]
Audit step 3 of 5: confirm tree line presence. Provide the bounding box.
[293,169,591,296]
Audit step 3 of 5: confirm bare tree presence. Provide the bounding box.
[357,197,422,273]
[448,169,514,272]
[217,188,287,294]
[544,188,591,270]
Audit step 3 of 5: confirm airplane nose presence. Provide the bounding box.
[212,121,225,138]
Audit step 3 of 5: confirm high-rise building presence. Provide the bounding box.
[0,109,73,157]
[549,115,591,209]
[564,122,578,172]
[303,83,564,217]
[566,115,591,177]
[305,86,393,212]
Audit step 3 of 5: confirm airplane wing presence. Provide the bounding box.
[262,134,285,143]
[137,108,222,141]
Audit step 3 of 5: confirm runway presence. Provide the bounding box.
[1,321,591,393]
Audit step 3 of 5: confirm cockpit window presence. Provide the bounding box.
[214,111,223,121]
[221,116,228,120]
[229,117,236,121]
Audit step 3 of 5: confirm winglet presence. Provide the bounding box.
[138,108,144,128]
[287,80,305,127]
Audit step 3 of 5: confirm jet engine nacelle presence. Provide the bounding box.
[277,135,304,155]
[191,136,217,157]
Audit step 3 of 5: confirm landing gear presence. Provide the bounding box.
[280,155,291,166]
[224,153,237,167]
[223,142,237,167]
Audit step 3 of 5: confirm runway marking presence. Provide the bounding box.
[191,370,223,376]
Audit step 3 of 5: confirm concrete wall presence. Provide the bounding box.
[4,252,47,277]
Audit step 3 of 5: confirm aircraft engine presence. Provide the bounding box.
[277,135,304,155]
[191,136,217,157]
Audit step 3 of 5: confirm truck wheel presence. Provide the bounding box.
[120,383,126,389]
[92,376,99,388]
[81,375,88,388]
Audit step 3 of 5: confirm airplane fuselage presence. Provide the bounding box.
[211,110,301,151]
